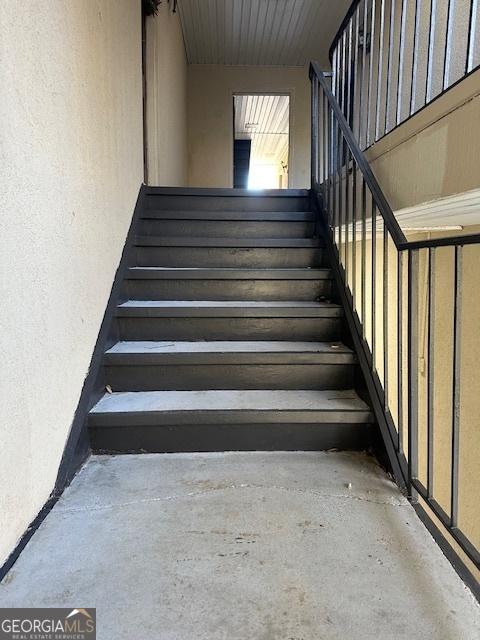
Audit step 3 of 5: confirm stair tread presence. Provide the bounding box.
[106,340,352,355]
[135,236,323,248]
[127,267,331,280]
[141,210,314,221]
[90,389,371,415]
[104,341,356,365]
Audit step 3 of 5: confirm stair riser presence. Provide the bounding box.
[90,423,372,453]
[124,279,333,301]
[135,246,323,268]
[117,317,344,341]
[138,219,314,238]
[145,195,310,212]
[105,363,355,391]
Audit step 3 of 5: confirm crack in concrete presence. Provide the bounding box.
[54,482,408,514]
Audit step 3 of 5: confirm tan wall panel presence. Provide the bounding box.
[366,70,480,210]
[187,65,310,189]
[146,4,188,186]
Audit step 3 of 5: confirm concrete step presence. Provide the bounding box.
[138,218,315,238]
[145,188,310,212]
[88,389,373,453]
[104,340,356,391]
[134,237,324,268]
[123,267,333,301]
[116,300,344,341]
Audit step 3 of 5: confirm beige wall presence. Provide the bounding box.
[187,65,311,189]
[366,69,480,210]
[0,0,143,566]
[146,3,188,186]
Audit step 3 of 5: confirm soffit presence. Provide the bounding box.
[177,0,351,66]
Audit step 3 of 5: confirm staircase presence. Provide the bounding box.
[88,188,373,452]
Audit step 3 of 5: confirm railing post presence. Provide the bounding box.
[451,245,463,528]
[311,75,319,189]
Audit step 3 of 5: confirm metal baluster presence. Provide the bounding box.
[398,251,404,454]
[338,128,344,266]
[375,0,386,141]
[353,3,361,140]
[347,15,354,128]
[352,161,358,305]
[367,0,377,146]
[427,247,435,498]
[341,31,347,116]
[345,148,351,286]
[371,204,377,369]
[408,249,420,497]
[317,85,322,186]
[360,0,369,149]
[443,0,455,90]
[385,0,396,134]
[396,0,408,125]
[383,223,389,408]
[333,120,338,244]
[410,0,422,114]
[323,93,328,187]
[426,0,438,103]
[311,76,319,189]
[451,245,463,527]
[325,87,330,219]
[467,0,479,73]
[327,101,333,224]
[362,178,367,329]
[333,47,338,101]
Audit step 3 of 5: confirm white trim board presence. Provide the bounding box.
[393,188,480,229]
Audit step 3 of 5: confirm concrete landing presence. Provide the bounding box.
[1,452,479,639]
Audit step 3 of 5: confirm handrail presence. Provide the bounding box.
[402,232,480,250]
[310,61,407,249]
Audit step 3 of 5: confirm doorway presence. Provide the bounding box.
[233,94,290,189]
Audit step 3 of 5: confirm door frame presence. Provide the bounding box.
[231,91,292,189]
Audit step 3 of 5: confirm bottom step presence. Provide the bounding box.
[89,390,373,453]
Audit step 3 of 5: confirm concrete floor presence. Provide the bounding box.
[1,452,479,639]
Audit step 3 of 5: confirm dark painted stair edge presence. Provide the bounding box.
[55,184,148,488]
[90,423,374,454]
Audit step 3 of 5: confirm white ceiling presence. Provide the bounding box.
[176,0,351,66]
[234,94,290,167]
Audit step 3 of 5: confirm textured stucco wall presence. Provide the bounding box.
[0,0,143,565]
[145,3,188,186]
[187,65,311,189]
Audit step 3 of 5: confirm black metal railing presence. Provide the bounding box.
[309,61,479,580]
[329,0,480,150]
